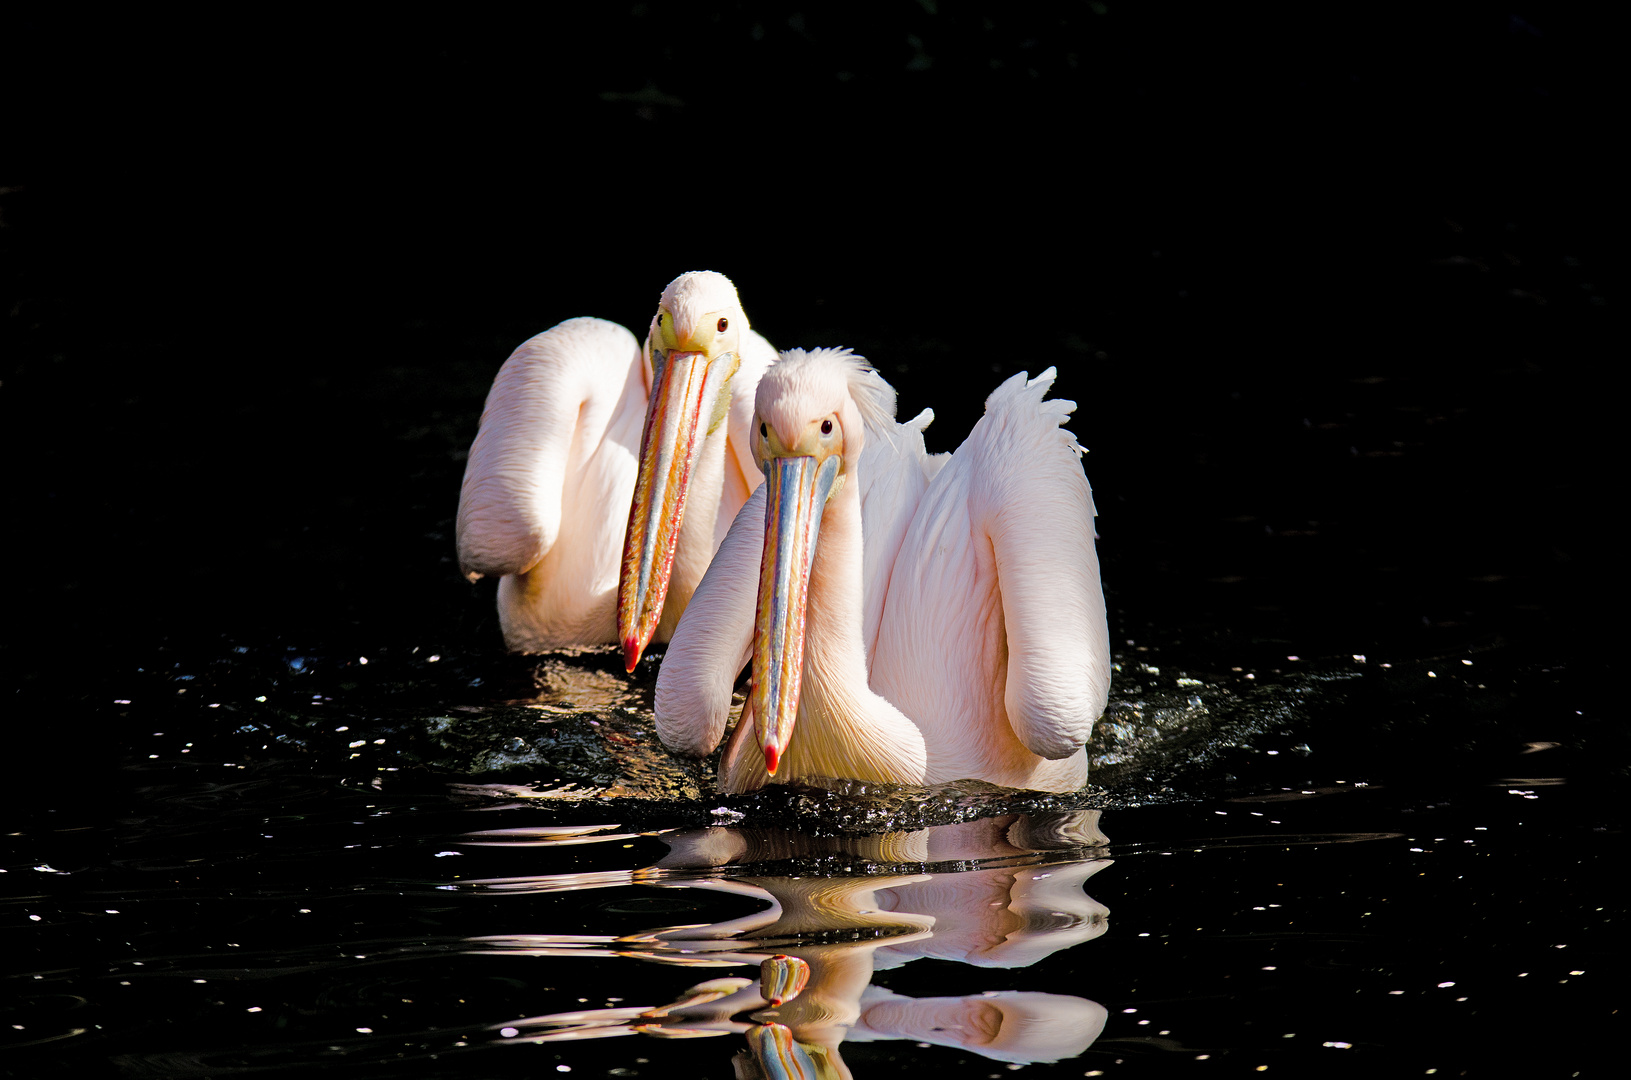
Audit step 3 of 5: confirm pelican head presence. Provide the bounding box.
[618,271,750,671]
[748,348,893,775]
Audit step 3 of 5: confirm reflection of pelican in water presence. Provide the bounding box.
[456,271,774,657]
[656,348,1110,793]
[470,813,1112,1072]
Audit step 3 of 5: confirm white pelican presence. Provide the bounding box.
[655,348,1110,792]
[455,271,773,661]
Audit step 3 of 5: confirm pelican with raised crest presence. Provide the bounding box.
[655,348,1110,792]
[456,271,771,659]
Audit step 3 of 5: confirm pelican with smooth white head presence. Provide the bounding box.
[655,348,1110,792]
[455,271,772,656]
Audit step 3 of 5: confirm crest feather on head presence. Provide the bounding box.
[759,348,898,446]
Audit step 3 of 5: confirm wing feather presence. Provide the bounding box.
[969,368,1110,759]
[455,317,642,579]
[857,407,939,669]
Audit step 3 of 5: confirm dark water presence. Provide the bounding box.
[3,6,1620,1078]
[5,640,1619,1077]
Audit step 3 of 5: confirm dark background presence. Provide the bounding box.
[3,15,1620,1075]
[2,4,1616,692]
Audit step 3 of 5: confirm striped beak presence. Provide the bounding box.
[746,1021,819,1079]
[749,452,842,775]
[617,346,736,672]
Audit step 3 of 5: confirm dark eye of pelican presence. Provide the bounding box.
[657,313,664,327]
[717,317,729,333]
[821,419,833,435]
[760,422,768,440]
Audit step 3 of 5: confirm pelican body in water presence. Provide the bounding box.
[655,348,1110,793]
[455,272,772,660]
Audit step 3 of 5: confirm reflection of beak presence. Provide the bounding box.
[617,348,734,672]
[759,953,811,1007]
[750,453,841,775]
[746,1021,820,1079]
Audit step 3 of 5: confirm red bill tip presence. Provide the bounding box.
[763,743,780,776]
[622,637,642,674]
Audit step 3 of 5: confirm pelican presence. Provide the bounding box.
[655,348,1110,792]
[455,271,773,659]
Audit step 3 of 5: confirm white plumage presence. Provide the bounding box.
[455,271,774,654]
[656,348,1110,792]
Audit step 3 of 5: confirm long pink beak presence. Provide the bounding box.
[750,453,841,775]
[616,348,733,672]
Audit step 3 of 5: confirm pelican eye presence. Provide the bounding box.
[820,419,833,435]
[657,313,664,326]
[760,422,768,439]
[717,317,729,332]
